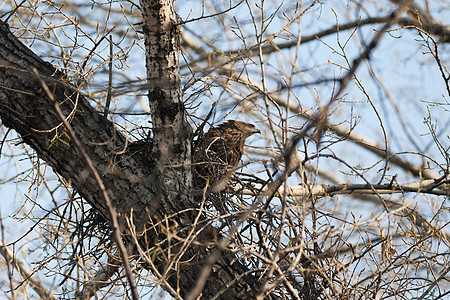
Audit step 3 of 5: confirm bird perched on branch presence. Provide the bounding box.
[193,120,260,191]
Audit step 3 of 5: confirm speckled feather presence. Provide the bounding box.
[193,120,260,186]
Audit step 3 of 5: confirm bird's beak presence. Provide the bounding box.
[253,128,261,135]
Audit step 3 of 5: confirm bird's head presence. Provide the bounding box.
[226,120,261,138]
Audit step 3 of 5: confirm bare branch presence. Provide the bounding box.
[232,178,449,197]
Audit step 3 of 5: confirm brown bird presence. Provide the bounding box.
[193,120,260,190]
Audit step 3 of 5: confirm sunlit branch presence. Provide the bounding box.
[232,178,449,197]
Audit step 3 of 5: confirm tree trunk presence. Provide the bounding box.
[0,7,272,300]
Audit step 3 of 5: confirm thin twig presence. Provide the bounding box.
[103,35,114,120]
[0,242,56,300]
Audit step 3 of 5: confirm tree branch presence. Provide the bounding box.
[232,179,449,197]
[183,8,450,71]
[0,242,56,300]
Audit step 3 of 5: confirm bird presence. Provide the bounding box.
[193,120,260,190]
